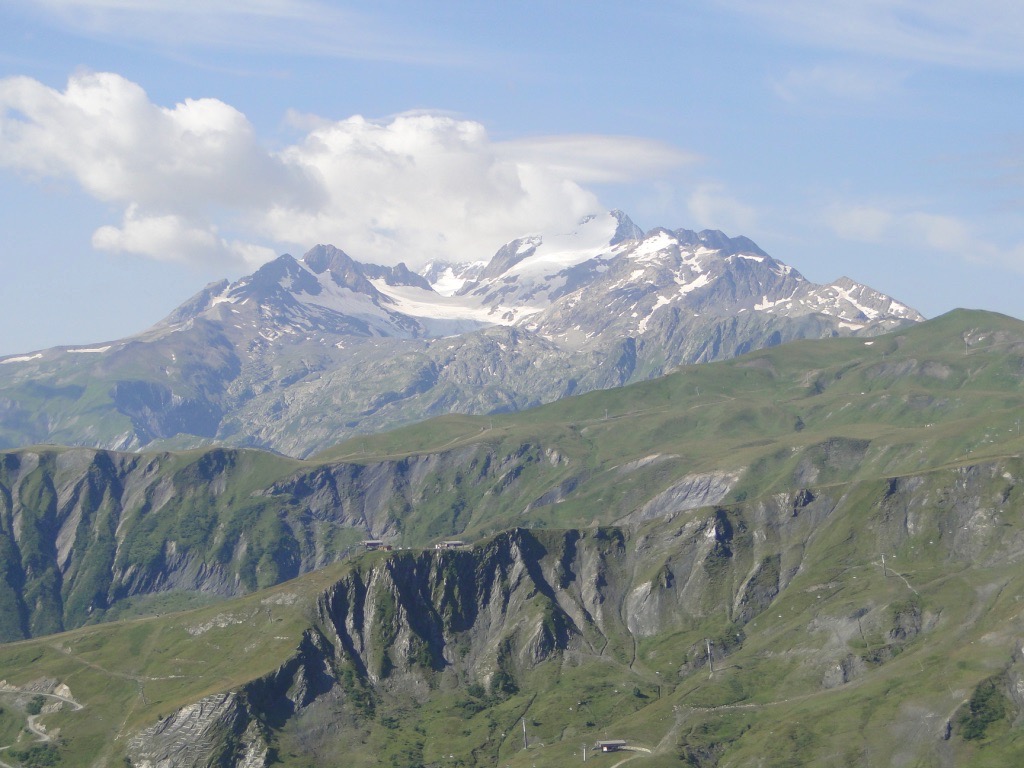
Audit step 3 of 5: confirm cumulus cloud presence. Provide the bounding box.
[0,71,691,269]
[91,206,277,265]
[0,72,313,209]
[262,113,610,265]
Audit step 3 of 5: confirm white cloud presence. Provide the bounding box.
[824,205,896,242]
[0,71,692,269]
[825,202,1024,270]
[904,212,972,252]
[19,0,464,65]
[720,0,1024,71]
[771,64,905,103]
[0,72,312,212]
[498,136,698,184]
[686,183,759,234]
[92,205,276,266]
[262,113,609,264]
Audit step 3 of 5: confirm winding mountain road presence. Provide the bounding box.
[0,689,83,767]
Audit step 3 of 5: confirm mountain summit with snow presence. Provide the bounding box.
[0,211,921,456]
[161,210,917,347]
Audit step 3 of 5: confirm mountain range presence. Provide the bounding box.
[0,211,920,457]
[0,309,1023,767]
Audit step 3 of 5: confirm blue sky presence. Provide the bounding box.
[1,1,1022,355]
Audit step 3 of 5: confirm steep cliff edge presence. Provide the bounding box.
[3,308,1024,645]
[109,456,1024,766]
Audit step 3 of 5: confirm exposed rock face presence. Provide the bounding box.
[128,692,266,768]
[0,212,920,457]
[1,438,556,640]
[314,529,626,688]
[122,450,1024,765]
[125,629,338,768]
[2,429,1022,647]
[3,309,1020,646]
[627,471,740,523]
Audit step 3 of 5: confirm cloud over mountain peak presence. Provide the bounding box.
[0,71,692,270]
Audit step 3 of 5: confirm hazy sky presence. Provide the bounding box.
[1,1,1023,354]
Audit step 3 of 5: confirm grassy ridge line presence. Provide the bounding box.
[316,308,1024,465]
[3,449,1024,766]
[0,562,351,766]
[0,309,1021,643]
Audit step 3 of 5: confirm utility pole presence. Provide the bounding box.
[582,744,587,762]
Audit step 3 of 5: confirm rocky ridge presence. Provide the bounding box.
[118,456,1024,766]
[0,309,1019,645]
[2,310,1024,765]
[0,211,920,457]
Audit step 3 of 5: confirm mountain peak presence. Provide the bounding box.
[156,279,231,327]
[0,210,925,457]
[671,228,769,257]
[474,210,634,285]
[478,235,543,281]
[301,244,377,295]
[609,209,644,245]
[302,244,355,273]
[244,253,319,295]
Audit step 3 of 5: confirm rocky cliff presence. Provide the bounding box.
[1,309,1021,645]
[118,453,1024,766]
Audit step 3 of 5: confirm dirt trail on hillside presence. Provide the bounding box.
[0,689,84,767]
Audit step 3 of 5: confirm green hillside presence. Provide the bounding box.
[3,462,1024,766]
[1,309,1024,766]
[2,309,1024,642]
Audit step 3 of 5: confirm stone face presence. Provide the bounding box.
[3,328,1022,643]
[629,471,741,523]
[127,692,260,768]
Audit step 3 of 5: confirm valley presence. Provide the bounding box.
[0,309,1023,765]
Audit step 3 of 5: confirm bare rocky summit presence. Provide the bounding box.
[0,211,920,456]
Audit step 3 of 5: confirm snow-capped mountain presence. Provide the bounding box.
[162,244,489,343]
[448,214,917,348]
[159,210,916,348]
[520,228,917,354]
[418,259,486,296]
[0,211,921,456]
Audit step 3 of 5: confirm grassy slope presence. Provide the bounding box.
[322,309,1021,460]
[4,484,1024,766]
[0,563,348,767]
[316,309,1024,540]
[2,309,1024,764]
